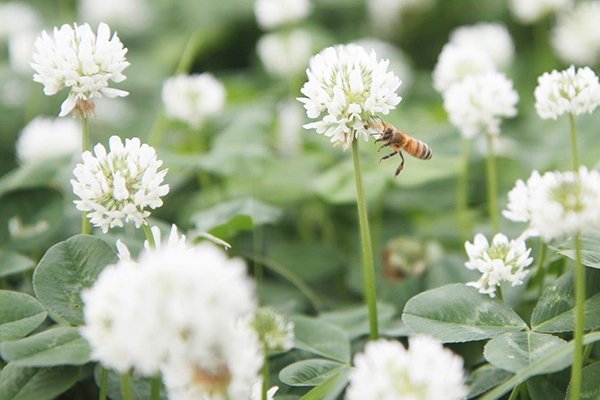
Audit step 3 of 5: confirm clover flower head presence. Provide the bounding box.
[254,0,312,30]
[465,233,533,298]
[298,44,402,151]
[81,242,259,393]
[449,23,514,68]
[346,337,468,400]
[9,30,37,75]
[432,43,495,93]
[0,2,41,39]
[275,98,304,156]
[552,2,600,66]
[246,307,294,352]
[71,136,169,233]
[16,116,80,165]
[535,66,600,120]
[162,73,226,129]
[509,0,573,24]
[443,71,519,138]
[31,23,130,117]
[79,0,152,34]
[257,29,312,79]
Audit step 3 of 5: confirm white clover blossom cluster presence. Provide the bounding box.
[16,117,80,165]
[504,167,600,242]
[443,71,519,138]
[465,233,533,298]
[78,0,152,34]
[254,0,312,30]
[81,241,262,399]
[354,38,414,95]
[0,2,41,40]
[162,73,226,129]
[346,337,468,400]
[509,0,572,24]
[534,66,600,120]
[257,29,313,79]
[367,0,436,33]
[298,44,402,151]
[275,98,304,156]
[449,23,514,69]
[31,23,130,117]
[552,2,600,66]
[432,44,495,93]
[246,308,295,352]
[71,136,169,233]
[9,31,37,74]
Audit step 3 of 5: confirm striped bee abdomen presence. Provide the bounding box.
[404,137,433,160]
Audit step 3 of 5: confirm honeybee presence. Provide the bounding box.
[367,119,433,179]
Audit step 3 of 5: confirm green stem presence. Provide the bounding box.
[569,113,579,170]
[150,376,160,400]
[496,286,504,302]
[351,139,379,340]
[536,242,547,298]
[120,373,133,400]
[507,384,520,400]
[98,367,108,400]
[261,353,269,400]
[253,210,264,286]
[457,138,472,241]
[142,221,156,249]
[81,114,91,235]
[583,343,594,366]
[486,133,499,234]
[571,234,586,400]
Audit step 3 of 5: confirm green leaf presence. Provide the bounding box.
[191,198,281,238]
[466,364,513,399]
[279,359,349,387]
[559,232,600,268]
[480,332,600,400]
[33,235,119,325]
[318,303,396,339]
[0,363,80,400]
[93,365,167,400]
[483,332,568,374]
[1,327,91,367]
[0,252,35,278]
[0,291,46,343]
[532,269,600,333]
[298,370,350,400]
[402,284,528,343]
[267,243,344,282]
[566,361,600,400]
[290,316,351,363]
[527,375,568,400]
[0,157,71,198]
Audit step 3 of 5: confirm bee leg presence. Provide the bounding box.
[377,143,390,152]
[379,151,397,163]
[394,152,405,180]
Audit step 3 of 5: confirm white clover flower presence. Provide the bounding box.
[254,0,312,30]
[367,0,436,33]
[298,44,402,151]
[552,2,600,66]
[465,233,534,298]
[81,242,260,390]
[9,30,37,75]
[78,0,152,34]
[432,44,495,93]
[346,337,468,400]
[115,224,189,262]
[509,0,573,24]
[507,167,600,242]
[0,2,41,40]
[449,23,514,69]
[443,71,519,138]
[16,116,80,165]
[353,38,414,94]
[0,78,27,108]
[246,307,294,352]
[71,136,169,233]
[257,29,312,79]
[31,23,130,117]
[162,73,226,129]
[535,66,600,120]
[275,98,304,156]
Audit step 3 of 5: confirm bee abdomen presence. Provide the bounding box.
[405,138,433,160]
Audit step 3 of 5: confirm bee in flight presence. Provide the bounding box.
[367,119,433,179]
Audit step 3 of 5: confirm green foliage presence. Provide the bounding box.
[466,364,513,399]
[32,235,118,325]
[402,284,528,343]
[279,359,349,387]
[559,232,600,268]
[0,252,35,279]
[93,366,168,400]
[290,316,350,363]
[566,362,600,400]
[0,291,46,343]
[0,363,80,400]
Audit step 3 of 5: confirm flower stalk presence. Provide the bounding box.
[262,352,269,400]
[351,138,379,340]
[98,367,108,400]
[457,137,471,241]
[569,113,579,170]
[120,372,133,400]
[81,114,90,235]
[486,133,499,234]
[142,222,160,400]
[570,233,586,400]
